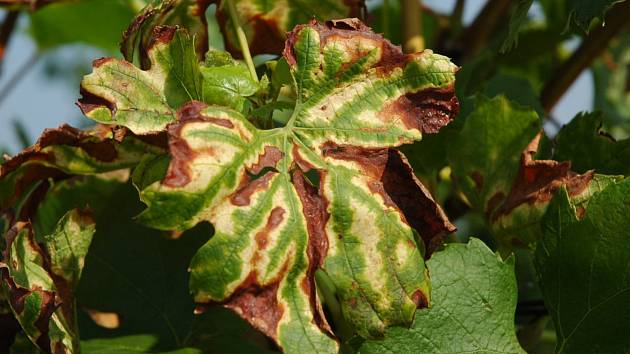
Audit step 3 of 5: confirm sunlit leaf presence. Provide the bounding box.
[360,238,525,354]
[136,19,458,353]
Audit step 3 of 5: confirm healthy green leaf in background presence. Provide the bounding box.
[360,238,525,354]
[135,19,458,353]
[554,112,630,176]
[29,0,137,51]
[535,177,630,353]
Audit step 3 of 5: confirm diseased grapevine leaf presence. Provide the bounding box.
[135,19,458,353]
[212,0,365,57]
[359,238,525,354]
[0,124,162,210]
[554,112,630,176]
[535,177,630,353]
[447,96,595,251]
[448,95,541,215]
[34,174,274,353]
[120,0,211,67]
[0,209,95,353]
[80,26,262,134]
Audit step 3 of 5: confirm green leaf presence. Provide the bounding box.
[535,177,630,353]
[448,95,541,215]
[213,0,365,56]
[81,335,201,354]
[80,27,262,134]
[28,0,136,51]
[554,112,630,175]
[1,209,95,353]
[136,19,458,353]
[359,238,525,354]
[200,50,260,112]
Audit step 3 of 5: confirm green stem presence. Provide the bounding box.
[226,0,258,83]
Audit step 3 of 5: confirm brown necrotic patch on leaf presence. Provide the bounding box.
[292,170,333,334]
[162,101,236,188]
[222,267,287,341]
[249,146,284,175]
[321,142,455,255]
[230,172,276,207]
[284,18,404,68]
[493,134,594,220]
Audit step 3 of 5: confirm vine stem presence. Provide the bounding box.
[540,0,630,113]
[461,0,512,57]
[402,0,424,53]
[0,51,39,110]
[226,0,258,83]
[0,11,19,75]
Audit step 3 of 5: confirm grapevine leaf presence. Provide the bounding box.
[0,124,161,210]
[136,19,458,353]
[490,134,597,249]
[121,0,211,67]
[554,112,630,176]
[200,50,260,112]
[359,238,525,354]
[0,209,95,353]
[448,95,541,215]
[213,0,365,56]
[535,177,630,353]
[79,27,203,134]
[32,174,273,353]
[80,27,261,134]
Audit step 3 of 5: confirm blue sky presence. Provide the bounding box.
[0,0,593,153]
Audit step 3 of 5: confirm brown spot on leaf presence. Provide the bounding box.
[230,172,276,206]
[250,146,284,175]
[254,207,285,252]
[222,270,286,341]
[378,87,459,134]
[162,101,236,188]
[411,289,429,308]
[292,170,334,334]
[321,143,455,256]
[493,133,594,219]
